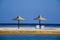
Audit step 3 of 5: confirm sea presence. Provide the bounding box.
[0,24,60,40]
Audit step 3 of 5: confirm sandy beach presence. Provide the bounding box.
[0,27,60,34]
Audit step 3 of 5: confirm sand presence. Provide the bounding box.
[0,27,60,34]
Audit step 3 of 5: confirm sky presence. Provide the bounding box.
[0,0,60,24]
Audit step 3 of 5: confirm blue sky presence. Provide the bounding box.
[0,0,60,24]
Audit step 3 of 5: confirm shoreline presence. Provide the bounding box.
[0,27,60,34]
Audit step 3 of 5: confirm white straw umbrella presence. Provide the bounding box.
[34,15,46,28]
[13,16,24,29]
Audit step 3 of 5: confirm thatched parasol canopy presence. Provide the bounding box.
[13,16,24,20]
[34,16,46,20]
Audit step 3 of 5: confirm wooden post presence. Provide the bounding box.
[39,20,41,28]
[18,20,20,29]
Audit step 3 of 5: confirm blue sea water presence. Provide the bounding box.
[0,34,60,40]
[0,24,60,28]
[0,24,60,40]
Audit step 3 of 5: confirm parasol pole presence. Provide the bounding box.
[18,20,20,29]
[39,20,41,28]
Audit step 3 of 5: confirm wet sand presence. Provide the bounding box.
[0,27,60,34]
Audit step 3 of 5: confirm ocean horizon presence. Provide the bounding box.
[0,23,60,28]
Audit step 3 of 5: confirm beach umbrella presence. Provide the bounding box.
[13,16,24,29]
[34,15,46,28]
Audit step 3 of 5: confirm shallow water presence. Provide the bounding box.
[0,34,60,40]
